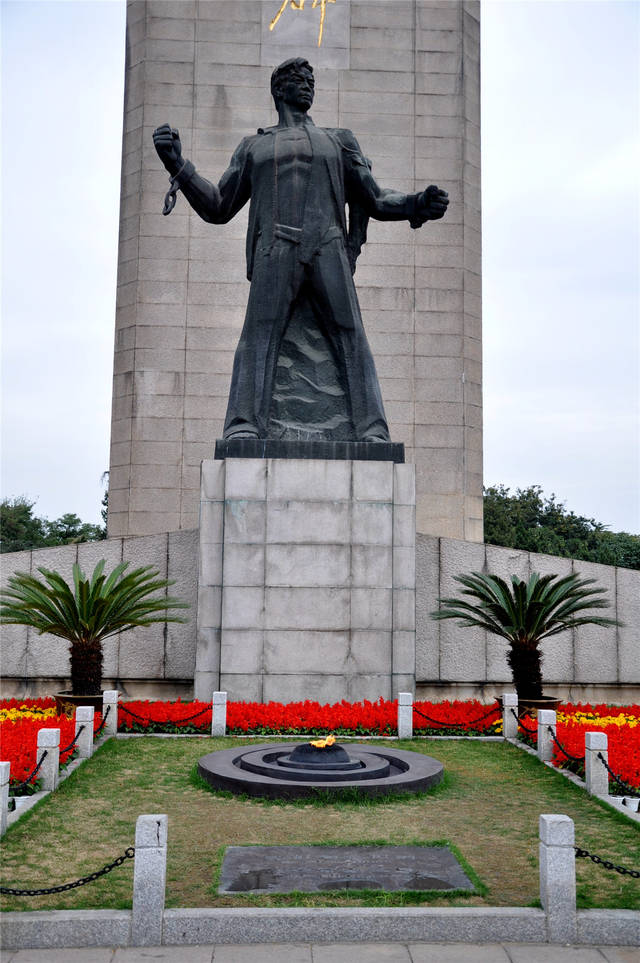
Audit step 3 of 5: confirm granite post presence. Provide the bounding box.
[539,813,577,943]
[212,691,227,737]
[36,728,60,792]
[537,709,556,763]
[75,706,94,759]
[0,762,9,837]
[585,731,609,796]
[102,690,119,737]
[397,692,414,740]
[502,692,518,740]
[132,813,168,947]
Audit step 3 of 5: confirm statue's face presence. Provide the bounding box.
[279,66,315,111]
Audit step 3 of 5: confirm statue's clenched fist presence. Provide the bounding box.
[153,124,183,176]
[417,185,449,221]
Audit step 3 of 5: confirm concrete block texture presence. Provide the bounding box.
[132,814,168,946]
[36,728,60,791]
[196,458,415,701]
[0,761,9,838]
[539,814,577,944]
[4,528,639,703]
[438,537,486,681]
[585,730,609,795]
[108,0,483,543]
[617,566,640,683]
[571,559,618,683]
[414,537,639,696]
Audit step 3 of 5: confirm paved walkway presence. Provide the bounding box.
[1,944,638,962]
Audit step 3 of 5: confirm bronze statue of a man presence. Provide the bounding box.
[154,58,448,442]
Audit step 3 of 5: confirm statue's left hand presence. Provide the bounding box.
[417,185,449,220]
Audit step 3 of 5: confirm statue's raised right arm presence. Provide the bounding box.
[153,123,250,224]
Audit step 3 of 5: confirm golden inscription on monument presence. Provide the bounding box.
[270,0,337,47]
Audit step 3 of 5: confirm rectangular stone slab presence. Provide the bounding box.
[218,845,474,893]
[214,439,405,462]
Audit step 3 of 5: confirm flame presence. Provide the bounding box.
[310,734,336,748]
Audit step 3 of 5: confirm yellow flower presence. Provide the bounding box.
[0,706,58,723]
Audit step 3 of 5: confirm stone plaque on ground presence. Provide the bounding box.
[218,845,474,893]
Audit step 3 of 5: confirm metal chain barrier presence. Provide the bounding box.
[118,702,212,726]
[413,701,500,729]
[575,846,640,879]
[0,847,135,896]
[510,707,537,736]
[547,726,585,764]
[412,706,449,727]
[59,725,85,756]
[116,703,148,723]
[597,752,640,798]
[94,704,110,737]
[7,751,49,811]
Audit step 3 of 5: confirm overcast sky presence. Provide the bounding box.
[1,0,639,533]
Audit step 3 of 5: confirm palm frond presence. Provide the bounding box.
[430,568,621,699]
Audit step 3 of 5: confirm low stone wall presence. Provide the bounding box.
[416,535,640,703]
[1,530,638,702]
[0,532,198,700]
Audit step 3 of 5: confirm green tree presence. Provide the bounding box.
[0,498,106,554]
[0,498,48,553]
[431,572,619,700]
[483,485,639,570]
[44,513,104,545]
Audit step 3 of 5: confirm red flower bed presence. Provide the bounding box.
[115,697,501,736]
[552,708,640,790]
[412,699,501,734]
[117,699,212,733]
[0,705,104,790]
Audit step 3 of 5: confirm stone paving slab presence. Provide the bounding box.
[210,945,313,962]
[408,946,511,962]
[507,947,617,963]
[218,845,473,894]
[599,951,640,963]
[2,946,639,963]
[312,945,412,962]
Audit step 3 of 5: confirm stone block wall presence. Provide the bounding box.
[108,0,483,543]
[0,531,198,700]
[2,530,637,702]
[196,457,416,703]
[416,535,640,703]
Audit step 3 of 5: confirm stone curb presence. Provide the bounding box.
[6,735,111,830]
[505,738,640,824]
[2,906,639,951]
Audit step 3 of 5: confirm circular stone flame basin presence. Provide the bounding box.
[198,741,443,799]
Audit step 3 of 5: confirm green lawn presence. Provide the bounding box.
[1,736,638,912]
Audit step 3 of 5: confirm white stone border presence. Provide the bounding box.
[1,905,638,950]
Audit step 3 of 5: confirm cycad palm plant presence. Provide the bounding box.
[431,571,618,700]
[0,560,189,695]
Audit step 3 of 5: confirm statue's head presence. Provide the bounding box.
[271,58,315,111]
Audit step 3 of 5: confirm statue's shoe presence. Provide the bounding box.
[224,429,260,440]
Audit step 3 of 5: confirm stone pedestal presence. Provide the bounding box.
[196,457,415,703]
